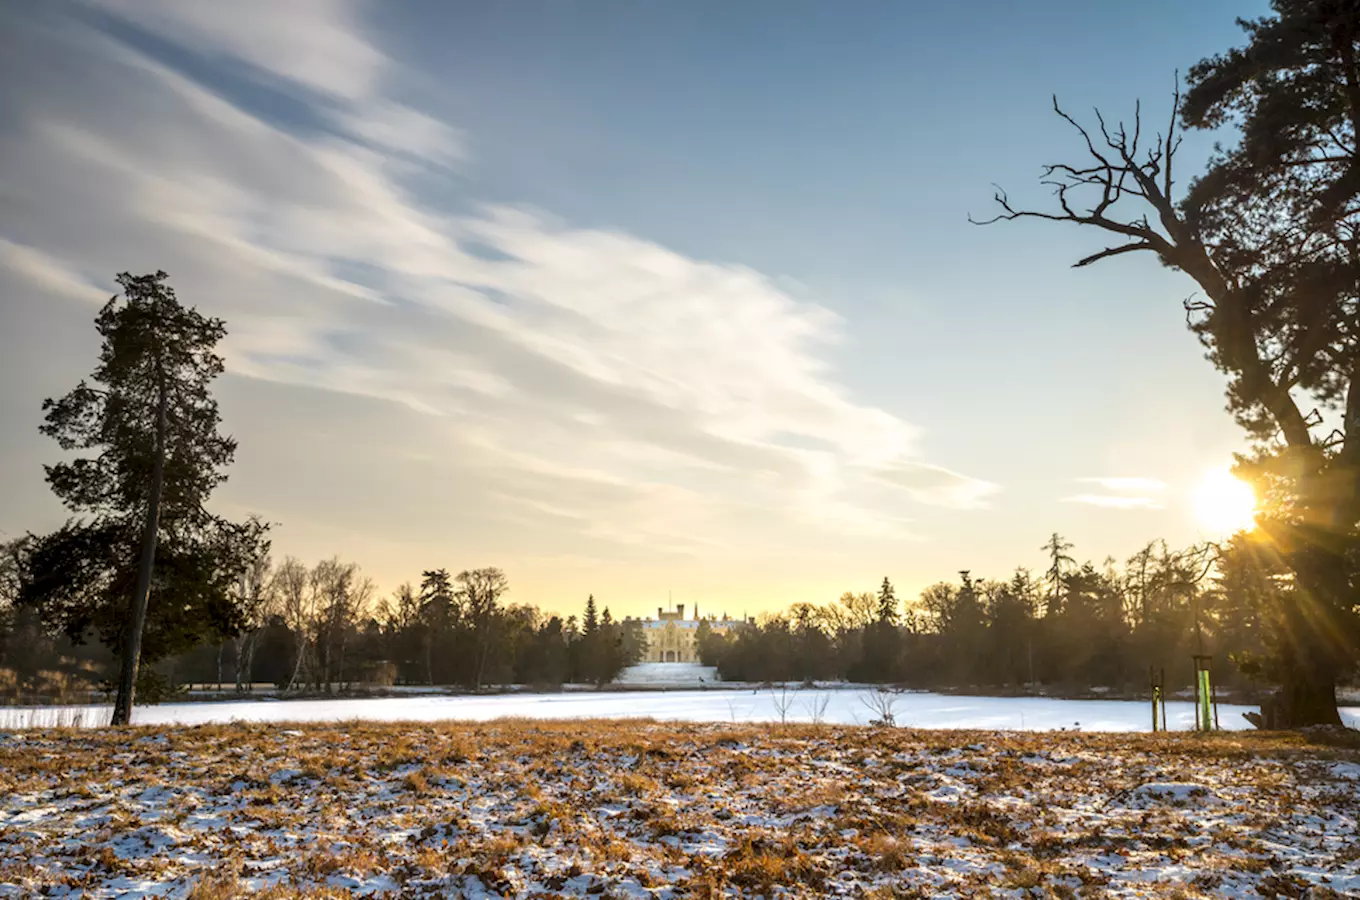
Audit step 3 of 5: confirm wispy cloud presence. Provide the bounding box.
[0,0,994,571]
[872,461,997,510]
[1063,494,1161,510]
[0,239,105,305]
[1063,476,1164,511]
[1078,477,1166,494]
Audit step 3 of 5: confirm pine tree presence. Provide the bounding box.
[1040,534,1074,618]
[876,577,898,626]
[21,272,267,724]
[418,568,455,685]
[583,594,599,636]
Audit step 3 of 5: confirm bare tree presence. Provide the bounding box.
[309,558,369,692]
[232,553,275,692]
[457,567,508,688]
[836,591,878,631]
[860,685,902,727]
[275,557,315,692]
[803,691,831,725]
[974,62,1360,724]
[769,683,796,724]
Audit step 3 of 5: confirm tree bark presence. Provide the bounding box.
[110,369,168,726]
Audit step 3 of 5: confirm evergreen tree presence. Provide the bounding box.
[876,577,898,625]
[418,568,455,684]
[583,594,599,636]
[1040,534,1074,618]
[21,272,267,723]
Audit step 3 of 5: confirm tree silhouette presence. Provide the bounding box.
[977,3,1360,725]
[1040,534,1075,618]
[876,577,898,626]
[22,272,267,723]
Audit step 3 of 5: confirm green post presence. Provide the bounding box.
[1193,654,1213,732]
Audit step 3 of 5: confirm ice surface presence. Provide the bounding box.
[5,688,1357,731]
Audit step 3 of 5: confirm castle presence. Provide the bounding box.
[627,603,743,663]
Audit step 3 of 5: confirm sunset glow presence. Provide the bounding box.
[1192,470,1256,536]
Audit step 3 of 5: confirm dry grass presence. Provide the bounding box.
[0,719,1357,897]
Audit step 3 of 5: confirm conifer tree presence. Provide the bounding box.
[583,594,599,636]
[876,577,898,625]
[22,272,267,724]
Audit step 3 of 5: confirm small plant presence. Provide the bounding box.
[861,686,901,727]
[803,692,831,725]
[769,684,796,724]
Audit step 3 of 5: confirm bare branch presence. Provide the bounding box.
[1074,242,1156,267]
[1164,75,1180,199]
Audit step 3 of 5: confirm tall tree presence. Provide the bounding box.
[876,577,898,626]
[583,594,599,636]
[419,568,455,685]
[22,272,267,724]
[978,3,1360,723]
[1040,534,1075,618]
[456,567,508,688]
[232,552,274,692]
[275,557,314,691]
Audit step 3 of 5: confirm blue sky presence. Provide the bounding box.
[0,0,1269,616]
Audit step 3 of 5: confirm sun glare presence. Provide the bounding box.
[1193,469,1257,535]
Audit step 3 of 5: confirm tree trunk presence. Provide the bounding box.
[1280,677,1342,727]
[1269,515,1349,728]
[111,371,168,726]
[285,632,307,692]
[235,631,258,693]
[337,632,347,692]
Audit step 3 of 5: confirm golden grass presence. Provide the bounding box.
[0,718,1356,897]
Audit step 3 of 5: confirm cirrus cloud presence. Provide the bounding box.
[0,0,996,583]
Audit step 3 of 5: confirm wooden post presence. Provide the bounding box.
[1149,665,1158,732]
[1212,668,1221,730]
[1159,667,1167,731]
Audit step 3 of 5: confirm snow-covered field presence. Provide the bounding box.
[4,687,1358,732]
[1,721,1357,897]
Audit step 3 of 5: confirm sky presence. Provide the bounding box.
[0,0,1271,620]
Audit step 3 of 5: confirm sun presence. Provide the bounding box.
[1193,469,1257,535]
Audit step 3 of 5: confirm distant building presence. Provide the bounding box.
[627,603,743,663]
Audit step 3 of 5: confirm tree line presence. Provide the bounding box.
[0,526,1279,702]
[0,545,643,701]
[698,533,1281,695]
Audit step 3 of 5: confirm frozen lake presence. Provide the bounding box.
[6,688,1358,731]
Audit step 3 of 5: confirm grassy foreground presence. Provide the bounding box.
[1,721,1358,898]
